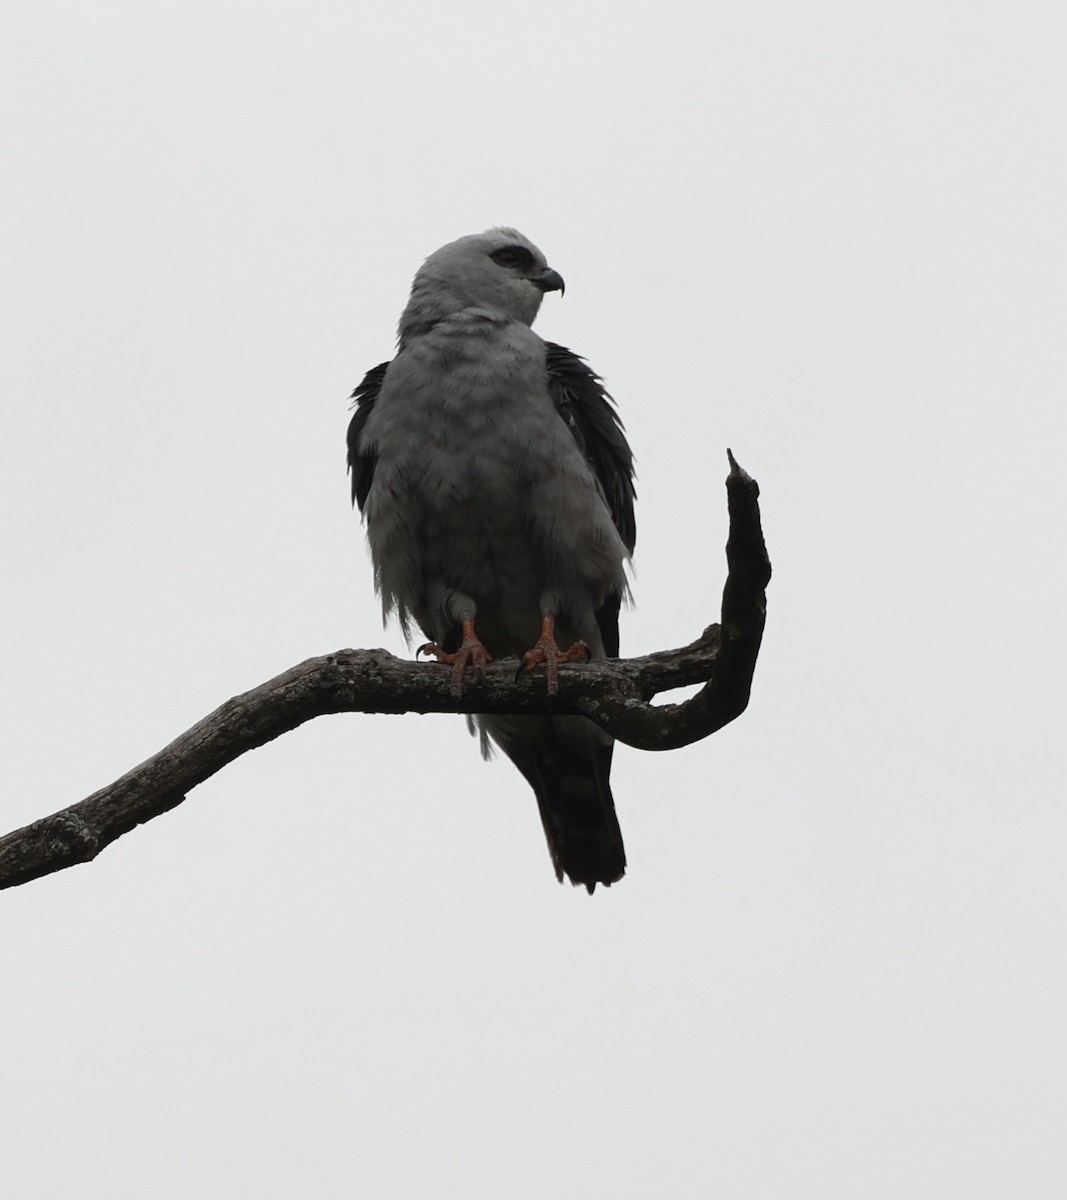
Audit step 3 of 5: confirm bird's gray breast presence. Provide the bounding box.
[362,313,626,650]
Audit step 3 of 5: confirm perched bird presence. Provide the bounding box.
[347,228,636,891]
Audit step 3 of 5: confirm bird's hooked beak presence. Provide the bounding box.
[535,268,565,297]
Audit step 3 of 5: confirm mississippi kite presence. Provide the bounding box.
[347,228,636,891]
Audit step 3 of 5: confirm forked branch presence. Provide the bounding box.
[0,453,770,891]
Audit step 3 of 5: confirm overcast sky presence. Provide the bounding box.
[3,1,1065,1196]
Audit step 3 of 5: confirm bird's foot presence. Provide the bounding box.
[417,619,492,698]
[516,616,590,695]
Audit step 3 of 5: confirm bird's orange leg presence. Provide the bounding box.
[417,618,492,698]
[516,614,590,695]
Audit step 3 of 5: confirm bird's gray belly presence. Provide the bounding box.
[411,442,556,652]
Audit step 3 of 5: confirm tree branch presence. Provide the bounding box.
[0,453,770,892]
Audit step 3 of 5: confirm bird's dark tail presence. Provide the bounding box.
[479,715,626,892]
[532,741,626,893]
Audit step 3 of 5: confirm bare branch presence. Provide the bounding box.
[0,454,769,892]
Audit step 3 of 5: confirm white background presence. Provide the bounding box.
[3,2,1065,1195]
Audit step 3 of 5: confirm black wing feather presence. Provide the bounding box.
[346,361,390,512]
[545,342,636,553]
[545,342,636,659]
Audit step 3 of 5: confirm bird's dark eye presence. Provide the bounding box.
[491,246,535,271]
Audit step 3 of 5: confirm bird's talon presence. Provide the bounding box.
[418,620,492,697]
[517,623,590,695]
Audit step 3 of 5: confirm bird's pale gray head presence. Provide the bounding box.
[397,227,564,344]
